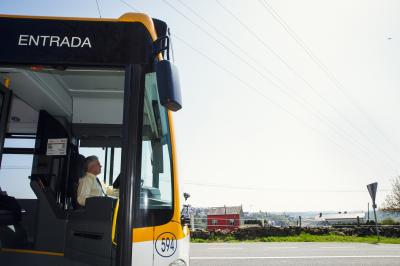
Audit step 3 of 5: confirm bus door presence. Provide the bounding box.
[63,66,127,266]
[0,82,12,167]
[30,110,69,252]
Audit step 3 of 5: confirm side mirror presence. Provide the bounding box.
[155,60,182,112]
[183,192,190,202]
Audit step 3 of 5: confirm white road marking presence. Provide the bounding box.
[265,246,298,249]
[208,247,244,250]
[190,255,400,260]
[320,246,355,249]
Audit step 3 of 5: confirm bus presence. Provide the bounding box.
[0,12,190,266]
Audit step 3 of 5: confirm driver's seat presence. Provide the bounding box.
[68,147,86,209]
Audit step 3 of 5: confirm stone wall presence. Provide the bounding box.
[191,226,400,240]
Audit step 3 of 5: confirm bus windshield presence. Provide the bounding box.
[141,72,173,211]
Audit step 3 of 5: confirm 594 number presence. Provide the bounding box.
[155,232,177,257]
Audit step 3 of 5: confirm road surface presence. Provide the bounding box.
[190,242,400,265]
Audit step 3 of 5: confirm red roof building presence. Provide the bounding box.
[207,206,243,232]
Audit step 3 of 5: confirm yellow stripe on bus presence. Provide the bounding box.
[3,78,10,88]
[167,111,182,223]
[1,248,64,257]
[112,199,120,245]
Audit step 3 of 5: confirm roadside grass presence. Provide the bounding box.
[191,233,400,244]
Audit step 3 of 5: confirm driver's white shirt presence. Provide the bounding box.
[77,172,119,206]
[77,172,102,206]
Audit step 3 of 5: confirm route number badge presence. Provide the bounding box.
[155,232,177,257]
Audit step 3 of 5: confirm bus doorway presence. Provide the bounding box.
[0,66,126,266]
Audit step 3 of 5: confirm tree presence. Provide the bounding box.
[383,176,400,211]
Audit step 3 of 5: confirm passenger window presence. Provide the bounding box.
[0,137,36,198]
[112,148,121,183]
[4,138,35,148]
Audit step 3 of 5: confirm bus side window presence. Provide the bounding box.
[0,138,36,199]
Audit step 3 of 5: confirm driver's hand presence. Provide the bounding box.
[106,187,119,197]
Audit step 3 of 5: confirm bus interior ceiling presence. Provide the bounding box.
[0,66,125,135]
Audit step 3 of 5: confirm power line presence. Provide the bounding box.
[95,0,102,18]
[173,34,385,172]
[184,181,391,193]
[118,0,395,172]
[259,0,399,162]
[215,0,400,170]
[118,0,140,12]
[162,0,398,171]
[174,0,261,68]
[259,0,400,158]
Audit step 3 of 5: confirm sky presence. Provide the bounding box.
[0,0,400,212]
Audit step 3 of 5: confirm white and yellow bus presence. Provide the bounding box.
[0,13,190,266]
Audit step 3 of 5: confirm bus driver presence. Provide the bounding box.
[77,156,118,207]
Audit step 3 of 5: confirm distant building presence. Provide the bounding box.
[319,212,365,225]
[207,206,243,231]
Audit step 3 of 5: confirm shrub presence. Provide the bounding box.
[381,218,399,225]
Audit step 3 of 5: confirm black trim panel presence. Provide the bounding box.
[3,148,35,154]
[0,84,12,166]
[0,18,153,66]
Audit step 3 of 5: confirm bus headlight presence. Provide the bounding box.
[169,259,186,266]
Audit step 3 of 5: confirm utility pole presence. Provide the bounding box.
[190,214,195,231]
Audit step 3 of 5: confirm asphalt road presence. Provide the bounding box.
[190,242,400,266]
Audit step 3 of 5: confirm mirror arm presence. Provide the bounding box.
[152,36,170,60]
